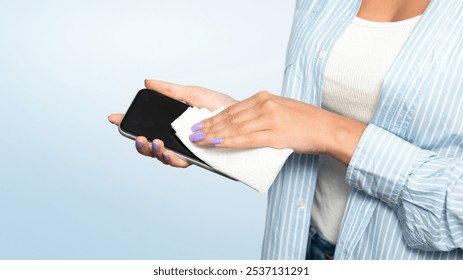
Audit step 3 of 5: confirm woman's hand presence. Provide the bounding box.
[188,91,367,166]
[108,79,237,168]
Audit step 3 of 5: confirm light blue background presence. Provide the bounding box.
[0,0,295,259]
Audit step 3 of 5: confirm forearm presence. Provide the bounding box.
[322,111,367,166]
[347,124,463,250]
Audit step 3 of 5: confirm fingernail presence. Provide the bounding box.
[162,153,169,161]
[191,122,204,132]
[189,132,206,143]
[211,138,224,145]
[136,140,143,150]
[152,141,160,152]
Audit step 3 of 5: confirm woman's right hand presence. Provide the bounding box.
[108,79,237,168]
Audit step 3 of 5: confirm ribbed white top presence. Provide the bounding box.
[311,15,421,244]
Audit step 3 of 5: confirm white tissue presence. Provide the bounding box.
[171,106,293,194]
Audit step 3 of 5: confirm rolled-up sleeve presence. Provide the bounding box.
[346,124,463,251]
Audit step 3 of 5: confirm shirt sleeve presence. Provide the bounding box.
[346,124,463,251]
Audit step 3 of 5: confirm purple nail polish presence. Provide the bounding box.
[152,141,160,152]
[136,140,143,150]
[191,122,205,132]
[211,138,224,145]
[189,132,206,143]
[162,153,169,161]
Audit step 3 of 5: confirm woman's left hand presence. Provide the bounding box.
[189,91,367,166]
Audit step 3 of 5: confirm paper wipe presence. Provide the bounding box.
[171,107,293,194]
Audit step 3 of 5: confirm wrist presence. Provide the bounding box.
[325,113,367,166]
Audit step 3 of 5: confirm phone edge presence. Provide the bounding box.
[118,126,237,181]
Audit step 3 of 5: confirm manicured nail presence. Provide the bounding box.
[162,153,169,161]
[189,132,206,143]
[191,122,204,132]
[152,141,160,152]
[211,138,224,145]
[136,140,143,150]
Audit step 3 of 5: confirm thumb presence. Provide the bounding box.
[144,79,194,103]
[108,113,124,126]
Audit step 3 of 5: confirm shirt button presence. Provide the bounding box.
[317,49,327,59]
[297,199,306,210]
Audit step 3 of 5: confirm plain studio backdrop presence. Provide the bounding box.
[0,0,295,259]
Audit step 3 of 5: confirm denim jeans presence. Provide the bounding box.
[305,224,336,260]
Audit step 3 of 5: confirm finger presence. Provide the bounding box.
[135,136,155,157]
[162,149,190,168]
[200,91,270,129]
[145,79,238,111]
[151,139,171,165]
[152,139,190,167]
[144,79,200,104]
[201,106,264,135]
[108,113,124,126]
[212,131,279,149]
[195,116,271,148]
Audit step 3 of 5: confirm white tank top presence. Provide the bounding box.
[311,15,421,244]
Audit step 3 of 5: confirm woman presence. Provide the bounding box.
[109,0,463,259]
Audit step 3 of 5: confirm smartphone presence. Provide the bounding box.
[119,89,235,180]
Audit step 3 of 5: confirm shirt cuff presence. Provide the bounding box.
[345,124,425,209]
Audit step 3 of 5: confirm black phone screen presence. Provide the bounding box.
[119,89,205,163]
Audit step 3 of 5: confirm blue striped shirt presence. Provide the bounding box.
[262,0,463,260]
